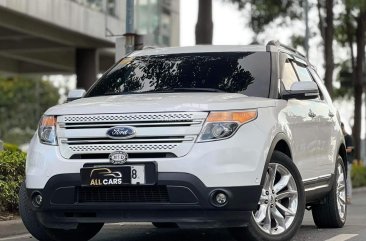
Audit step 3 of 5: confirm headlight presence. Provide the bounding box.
[38,116,58,145]
[198,110,257,142]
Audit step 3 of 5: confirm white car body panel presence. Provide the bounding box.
[46,93,276,115]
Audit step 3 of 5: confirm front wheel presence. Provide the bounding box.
[231,151,305,241]
[19,182,103,241]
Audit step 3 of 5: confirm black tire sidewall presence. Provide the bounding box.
[19,182,51,241]
[329,156,347,226]
[45,223,104,241]
[311,155,347,228]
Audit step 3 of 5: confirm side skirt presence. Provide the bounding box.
[303,174,334,205]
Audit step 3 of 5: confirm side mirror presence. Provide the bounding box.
[282,81,319,100]
[67,89,86,102]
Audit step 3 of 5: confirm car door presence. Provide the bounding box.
[292,61,333,177]
[308,67,337,175]
[278,55,320,180]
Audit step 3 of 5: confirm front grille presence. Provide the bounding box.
[77,186,170,203]
[57,112,208,159]
[68,143,178,152]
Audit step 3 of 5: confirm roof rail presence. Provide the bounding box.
[266,40,306,58]
[142,46,158,50]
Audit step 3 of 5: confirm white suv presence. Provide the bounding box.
[19,41,347,241]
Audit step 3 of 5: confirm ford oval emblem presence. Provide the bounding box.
[109,151,128,164]
[106,126,136,139]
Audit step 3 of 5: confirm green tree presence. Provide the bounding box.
[335,0,366,160]
[0,77,60,145]
[229,0,335,97]
[228,0,302,36]
[317,0,335,97]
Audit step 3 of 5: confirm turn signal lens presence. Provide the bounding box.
[207,111,257,124]
[38,116,58,146]
[198,110,257,142]
[41,116,57,126]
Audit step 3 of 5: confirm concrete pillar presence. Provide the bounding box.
[76,48,99,89]
[115,37,125,62]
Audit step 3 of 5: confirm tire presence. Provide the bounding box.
[231,151,305,241]
[19,182,104,241]
[45,223,104,241]
[312,156,347,228]
[152,222,178,228]
[19,182,51,241]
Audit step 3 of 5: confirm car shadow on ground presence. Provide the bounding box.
[93,225,235,241]
[92,224,331,241]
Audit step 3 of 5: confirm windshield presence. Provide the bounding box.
[86,52,271,98]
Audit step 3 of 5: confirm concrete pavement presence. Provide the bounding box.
[0,218,27,239]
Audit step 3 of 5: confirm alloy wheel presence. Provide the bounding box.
[252,163,298,235]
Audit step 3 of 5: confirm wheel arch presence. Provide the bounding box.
[261,133,292,185]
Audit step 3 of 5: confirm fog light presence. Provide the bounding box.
[32,193,43,207]
[215,192,227,205]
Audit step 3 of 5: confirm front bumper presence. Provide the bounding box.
[27,114,273,189]
[28,172,262,229]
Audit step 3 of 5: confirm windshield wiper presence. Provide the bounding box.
[102,90,175,96]
[102,88,225,96]
[139,88,226,93]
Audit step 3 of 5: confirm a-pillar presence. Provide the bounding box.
[76,48,99,89]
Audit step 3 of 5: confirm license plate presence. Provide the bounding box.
[80,165,145,186]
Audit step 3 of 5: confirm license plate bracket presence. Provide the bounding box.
[80,165,146,186]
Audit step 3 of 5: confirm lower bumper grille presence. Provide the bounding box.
[77,186,170,203]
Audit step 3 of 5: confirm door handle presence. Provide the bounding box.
[308,110,316,118]
[328,112,334,117]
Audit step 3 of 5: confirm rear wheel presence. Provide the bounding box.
[231,151,305,241]
[312,156,347,228]
[19,182,103,241]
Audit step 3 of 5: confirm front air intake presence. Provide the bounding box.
[77,186,170,203]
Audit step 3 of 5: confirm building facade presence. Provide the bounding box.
[135,0,180,47]
[0,0,180,88]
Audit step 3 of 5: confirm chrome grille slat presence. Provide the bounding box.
[62,113,196,123]
[62,121,203,128]
[61,137,195,144]
[68,144,178,152]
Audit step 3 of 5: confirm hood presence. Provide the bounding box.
[45,93,276,115]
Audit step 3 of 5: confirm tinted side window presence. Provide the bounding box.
[293,63,323,100]
[282,60,299,90]
[293,63,313,82]
[309,68,332,103]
